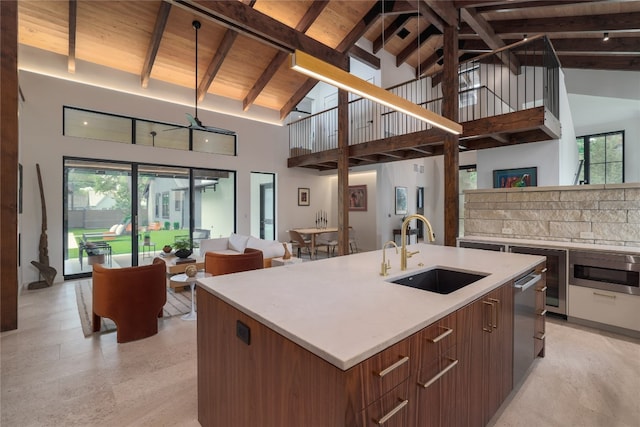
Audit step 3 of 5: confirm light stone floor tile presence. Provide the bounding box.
[2,280,639,426]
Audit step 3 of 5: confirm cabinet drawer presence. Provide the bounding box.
[414,346,458,427]
[417,312,456,367]
[358,381,410,427]
[360,338,412,408]
[569,285,640,332]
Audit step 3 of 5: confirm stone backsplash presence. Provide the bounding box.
[463,183,640,247]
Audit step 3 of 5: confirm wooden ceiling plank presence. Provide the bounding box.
[243,1,329,111]
[461,7,521,74]
[418,50,441,77]
[68,0,77,73]
[373,13,417,53]
[174,0,348,69]
[141,1,171,88]
[396,24,440,67]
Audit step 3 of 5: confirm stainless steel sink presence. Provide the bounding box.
[389,268,488,294]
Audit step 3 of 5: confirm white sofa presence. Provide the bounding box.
[199,233,293,268]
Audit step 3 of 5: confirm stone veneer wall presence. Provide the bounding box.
[464,183,640,247]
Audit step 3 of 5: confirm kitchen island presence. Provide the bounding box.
[196,244,546,427]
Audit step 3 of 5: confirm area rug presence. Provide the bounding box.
[75,281,195,338]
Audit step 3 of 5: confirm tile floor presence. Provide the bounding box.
[1,280,639,426]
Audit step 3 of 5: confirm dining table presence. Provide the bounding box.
[293,227,338,255]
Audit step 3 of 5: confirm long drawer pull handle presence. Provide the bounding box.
[483,301,493,332]
[536,286,547,292]
[535,333,546,340]
[593,291,616,299]
[419,358,459,389]
[376,399,409,425]
[488,298,499,329]
[378,356,410,377]
[537,309,547,316]
[428,327,453,343]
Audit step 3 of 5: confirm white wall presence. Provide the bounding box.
[564,68,640,183]
[18,71,323,285]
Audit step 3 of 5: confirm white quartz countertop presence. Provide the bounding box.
[458,236,640,255]
[197,244,544,370]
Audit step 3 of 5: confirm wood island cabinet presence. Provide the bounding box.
[198,280,521,427]
[455,282,514,427]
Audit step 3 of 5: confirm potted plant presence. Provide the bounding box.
[173,238,193,259]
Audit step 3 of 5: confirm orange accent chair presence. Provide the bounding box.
[92,258,167,343]
[204,248,264,276]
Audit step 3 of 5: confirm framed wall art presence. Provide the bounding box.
[348,185,367,211]
[298,187,310,206]
[493,167,538,188]
[395,186,408,215]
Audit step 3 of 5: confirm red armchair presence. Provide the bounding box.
[92,258,166,343]
[204,248,264,276]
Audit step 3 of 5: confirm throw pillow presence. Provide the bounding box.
[247,236,285,259]
[228,233,250,253]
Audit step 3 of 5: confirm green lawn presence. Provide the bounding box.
[68,228,190,257]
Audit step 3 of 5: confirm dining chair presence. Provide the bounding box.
[288,230,314,259]
[349,227,359,254]
[316,231,338,257]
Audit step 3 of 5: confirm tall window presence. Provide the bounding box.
[459,165,477,237]
[576,131,624,184]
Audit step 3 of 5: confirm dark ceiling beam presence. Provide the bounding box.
[373,13,417,53]
[197,0,258,102]
[172,0,348,69]
[418,49,442,77]
[461,7,521,74]
[349,45,381,69]
[473,0,601,13]
[197,30,238,102]
[68,0,77,73]
[461,37,640,54]
[423,0,458,27]
[243,1,328,111]
[557,54,640,71]
[280,79,317,120]
[141,2,171,88]
[458,12,640,35]
[417,1,444,32]
[396,24,440,67]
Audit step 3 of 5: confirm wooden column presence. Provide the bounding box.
[337,89,349,256]
[442,24,459,247]
[1,0,19,331]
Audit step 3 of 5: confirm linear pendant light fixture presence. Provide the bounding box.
[290,50,463,135]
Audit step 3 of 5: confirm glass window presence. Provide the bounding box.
[63,106,235,155]
[577,131,624,184]
[64,108,132,143]
[162,192,170,218]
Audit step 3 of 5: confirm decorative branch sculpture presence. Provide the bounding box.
[28,163,57,289]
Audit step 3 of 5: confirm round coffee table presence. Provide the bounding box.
[169,271,211,321]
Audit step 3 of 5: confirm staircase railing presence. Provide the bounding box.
[288,35,560,157]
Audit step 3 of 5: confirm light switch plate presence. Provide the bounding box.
[502,228,513,234]
[580,231,595,239]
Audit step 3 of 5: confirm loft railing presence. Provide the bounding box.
[289,35,560,156]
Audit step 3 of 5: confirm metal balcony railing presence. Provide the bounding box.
[289,35,560,157]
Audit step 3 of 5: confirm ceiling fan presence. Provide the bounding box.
[168,20,235,136]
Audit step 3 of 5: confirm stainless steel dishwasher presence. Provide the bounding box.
[513,270,543,386]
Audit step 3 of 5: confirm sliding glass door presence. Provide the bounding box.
[63,157,236,279]
[64,159,133,277]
